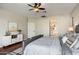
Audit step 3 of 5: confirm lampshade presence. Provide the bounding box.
[68,27,74,32]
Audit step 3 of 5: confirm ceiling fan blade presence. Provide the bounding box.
[34,3,38,7]
[27,4,33,7]
[34,3,41,8]
[39,8,45,10]
[36,11,39,12]
[41,15,46,17]
[36,3,41,8]
[29,9,33,10]
[38,3,41,7]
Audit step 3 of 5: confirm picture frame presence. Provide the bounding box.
[8,22,17,32]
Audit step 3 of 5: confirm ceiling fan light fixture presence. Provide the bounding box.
[27,3,46,13]
[33,8,39,12]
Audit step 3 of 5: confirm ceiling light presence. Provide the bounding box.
[33,8,39,12]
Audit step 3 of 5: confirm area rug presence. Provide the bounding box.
[7,47,23,55]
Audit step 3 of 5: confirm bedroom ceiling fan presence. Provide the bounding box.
[27,3,46,12]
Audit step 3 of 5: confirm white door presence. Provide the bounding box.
[28,22,35,38]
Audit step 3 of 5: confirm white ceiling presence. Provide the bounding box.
[0,3,77,18]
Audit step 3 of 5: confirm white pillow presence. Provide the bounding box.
[62,34,79,48]
[62,36,68,43]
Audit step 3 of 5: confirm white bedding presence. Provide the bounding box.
[23,37,62,55]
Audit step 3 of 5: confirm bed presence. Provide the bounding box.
[23,37,62,55]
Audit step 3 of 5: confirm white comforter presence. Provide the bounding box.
[23,37,62,55]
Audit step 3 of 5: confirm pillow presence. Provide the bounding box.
[65,38,73,48]
[65,34,78,48]
[62,36,68,43]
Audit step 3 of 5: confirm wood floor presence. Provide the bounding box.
[0,42,22,55]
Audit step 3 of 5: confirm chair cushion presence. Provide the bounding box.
[62,33,78,48]
[62,36,68,43]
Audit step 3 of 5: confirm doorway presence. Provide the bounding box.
[28,22,35,38]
